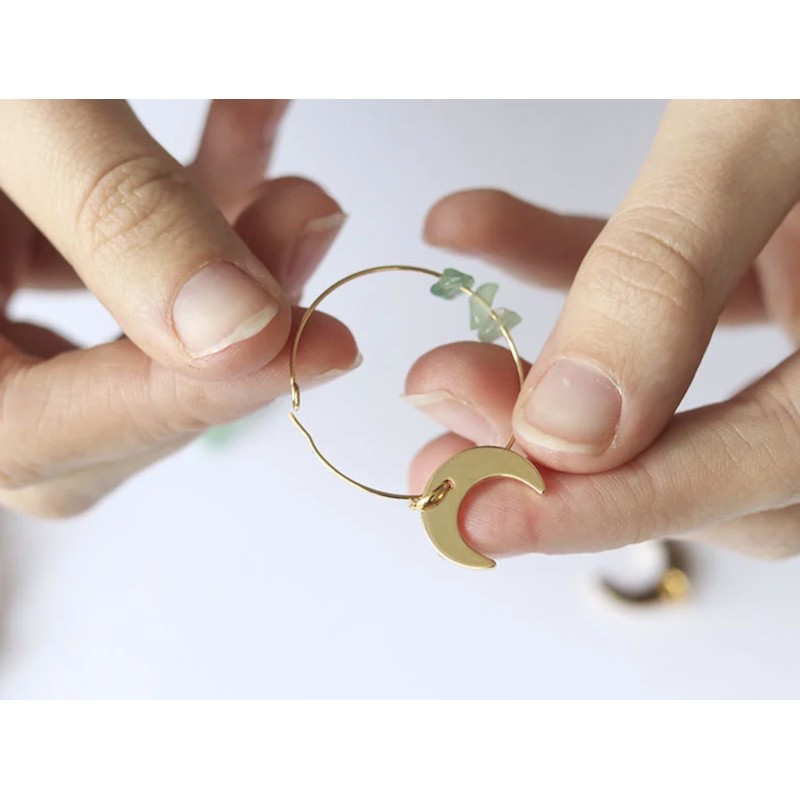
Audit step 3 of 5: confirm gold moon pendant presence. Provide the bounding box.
[420,446,546,570]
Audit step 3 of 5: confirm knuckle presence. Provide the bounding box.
[553,464,667,551]
[76,154,192,258]
[588,205,708,325]
[149,374,214,435]
[163,369,261,434]
[171,386,230,433]
[0,460,42,491]
[751,535,800,561]
[0,372,46,490]
[711,510,800,561]
[0,367,65,490]
[747,381,800,499]
[620,459,671,545]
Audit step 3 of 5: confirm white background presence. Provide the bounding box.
[0,100,797,698]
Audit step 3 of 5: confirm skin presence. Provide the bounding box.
[0,100,358,517]
[4,99,800,566]
[406,100,800,561]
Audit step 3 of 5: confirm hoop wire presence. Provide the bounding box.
[289,265,526,506]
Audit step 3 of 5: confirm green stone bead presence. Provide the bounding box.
[203,423,241,448]
[430,268,475,299]
[469,282,499,329]
[478,308,522,343]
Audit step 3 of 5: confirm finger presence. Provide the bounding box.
[0,436,191,519]
[686,505,800,560]
[190,99,290,221]
[408,346,800,558]
[404,341,525,446]
[235,177,346,304]
[409,432,473,495]
[721,269,768,326]
[0,305,359,489]
[407,344,800,559]
[0,319,75,358]
[424,188,604,289]
[509,100,800,472]
[3,100,290,292]
[754,201,800,343]
[423,187,769,325]
[411,433,800,561]
[0,100,291,380]
[21,174,346,299]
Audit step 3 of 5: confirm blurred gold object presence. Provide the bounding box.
[659,566,691,601]
[601,541,691,605]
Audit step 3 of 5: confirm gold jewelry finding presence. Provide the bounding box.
[600,541,691,605]
[289,265,546,570]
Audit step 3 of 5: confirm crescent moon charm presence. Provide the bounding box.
[420,446,546,570]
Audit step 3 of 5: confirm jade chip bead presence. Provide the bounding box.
[430,268,475,299]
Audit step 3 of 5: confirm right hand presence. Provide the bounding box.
[0,100,358,518]
[407,100,800,560]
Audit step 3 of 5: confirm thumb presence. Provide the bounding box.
[0,100,289,380]
[512,100,800,472]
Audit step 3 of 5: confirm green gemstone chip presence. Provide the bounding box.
[430,269,521,343]
[203,422,242,448]
[469,282,499,329]
[430,268,475,299]
[478,309,522,343]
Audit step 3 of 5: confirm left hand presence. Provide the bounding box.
[0,100,357,518]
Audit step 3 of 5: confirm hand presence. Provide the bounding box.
[0,100,358,517]
[406,100,800,560]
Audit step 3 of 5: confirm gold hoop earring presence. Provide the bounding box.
[289,265,546,570]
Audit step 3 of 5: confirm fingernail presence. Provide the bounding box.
[282,212,347,301]
[517,358,622,454]
[305,351,363,388]
[404,389,500,445]
[173,261,280,357]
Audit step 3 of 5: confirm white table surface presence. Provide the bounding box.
[1,100,797,699]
